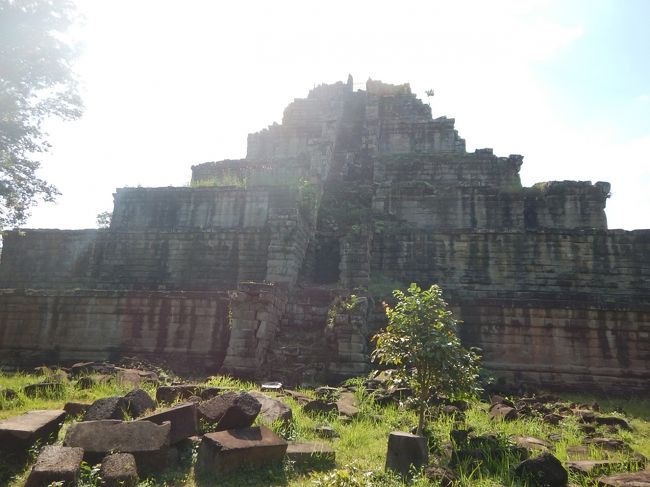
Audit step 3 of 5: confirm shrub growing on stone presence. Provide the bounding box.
[372,283,481,435]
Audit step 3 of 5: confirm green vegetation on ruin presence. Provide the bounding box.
[1,369,648,487]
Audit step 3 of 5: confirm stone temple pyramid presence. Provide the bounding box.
[0,77,647,392]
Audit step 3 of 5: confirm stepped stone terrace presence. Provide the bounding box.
[0,77,648,393]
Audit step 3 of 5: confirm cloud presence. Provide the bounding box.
[638,94,650,103]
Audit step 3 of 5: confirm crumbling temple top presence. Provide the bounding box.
[0,78,647,393]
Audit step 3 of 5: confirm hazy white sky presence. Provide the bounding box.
[27,0,650,230]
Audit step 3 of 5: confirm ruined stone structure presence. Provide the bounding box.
[1,78,648,393]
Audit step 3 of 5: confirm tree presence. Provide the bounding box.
[95,210,111,228]
[0,0,83,229]
[372,283,481,435]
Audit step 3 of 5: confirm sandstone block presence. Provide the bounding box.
[249,391,293,425]
[83,396,128,421]
[200,386,228,400]
[64,419,172,471]
[25,445,84,487]
[514,453,568,487]
[336,392,360,419]
[286,441,335,466]
[567,460,632,476]
[511,436,552,453]
[594,416,632,431]
[303,399,337,415]
[139,402,197,444]
[23,382,65,398]
[71,361,115,377]
[0,410,66,452]
[100,453,139,487]
[63,402,90,418]
[196,425,288,475]
[0,388,18,401]
[489,403,518,421]
[314,425,339,438]
[115,368,158,387]
[197,392,261,430]
[385,431,428,478]
[123,389,156,418]
[156,385,202,404]
[598,470,650,486]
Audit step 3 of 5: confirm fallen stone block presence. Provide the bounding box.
[543,413,564,425]
[249,391,293,425]
[75,375,111,390]
[71,361,115,377]
[303,399,337,415]
[138,402,198,444]
[115,368,158,388]
[595,416,632,431]
[489,403,518,421]
[64,419,173,472]
[586,437,631,451]
[156,385,202,404]
[25,445,84,487]
[385,431,428,479]
[123,389,156,418]
[23,382,65,398]
[100,453,139,487]
[197,392,261,431]
[286,442,335,467]
[314,425,338,438]
[64,402,90,417]
[196,425,288,475]
[567,460,632,477]
[201,387,229,400]
[598,470,650,486]
[0,410,66,452]
[441,405,463,417]
[84,396,128,421]
[283,389,311,405]
[425,465,458,487]
[335,392,360,419]
[514,452,568,487]
[315,386,339,399]
[0,388,18,401]
[490,395,515,407]
[511,436,552,453]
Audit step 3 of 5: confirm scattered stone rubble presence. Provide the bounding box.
[1,373,647,486]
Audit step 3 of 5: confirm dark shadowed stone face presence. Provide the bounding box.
[197,391,261,431]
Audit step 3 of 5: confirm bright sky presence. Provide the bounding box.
[27,0,650,230]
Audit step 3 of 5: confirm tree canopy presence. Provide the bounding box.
[372,283,481,435]
[0,0,83,228]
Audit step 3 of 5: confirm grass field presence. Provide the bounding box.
[1,369,648,486]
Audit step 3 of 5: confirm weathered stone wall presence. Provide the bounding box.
[0,229,270,291]
[456,299,650,393]
[190,159,249,184]
[266,208,311,286]
[374,187,525,231]
[524,181,610,230]
[0,230,108,290]
[0,289,230,372]
[374,151,523,190]
[221,282,288,377]
[371,230,650,302]
[111,187,281,230]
